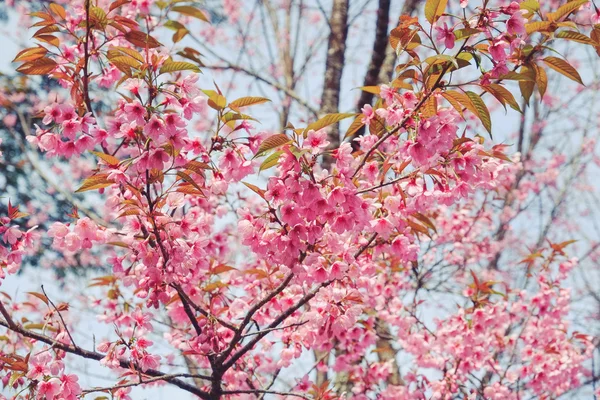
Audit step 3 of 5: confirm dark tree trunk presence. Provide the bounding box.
[350,0,423,148]
[321,0,350,169]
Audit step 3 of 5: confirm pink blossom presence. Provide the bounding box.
[37,378,60,400]
[435,23,455,49]
[506,11,527,36]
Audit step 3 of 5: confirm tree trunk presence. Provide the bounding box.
[351,0,423,148]
[321,0,350,169]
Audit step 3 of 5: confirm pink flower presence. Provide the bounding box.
[123,101,146,125]
[435,23,455,49]
[371,217,394,239]
[143,116,165,141]
[180,74,200,97]
[122,78,144,96]
[138,353,160,372]
[60,374,81,399]
[26,354,51,380]
[48,222,69,238]
[361,104,375,125]
[304,129,330,153]
[506,11,526,36]
[380,84,396,103]
[37,378,60,400]
[43,103,62,125]
[489,39,508,62]
[3,226,22,245]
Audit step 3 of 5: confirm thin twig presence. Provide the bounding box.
[41,285,80,350]
[0,319,212,399]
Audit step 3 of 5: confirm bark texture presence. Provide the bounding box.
[351,0,423,146]
[321,0,350,168]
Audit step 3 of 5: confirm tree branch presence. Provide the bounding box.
[0,318,212,399]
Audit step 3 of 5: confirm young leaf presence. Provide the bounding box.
[543,56,583,85]
[16,57,57,75]
[159,60,201,74]
[27,292,49,305]
[305,113,356,134]
[109,56,141,69]
[441,91,466,117]
[109,46,144,62]
[90,151,120,166]
[357,86,381,95]
[484,84,522,113]
[259,150,283,172]
[424,0,448,24]
[229,97,271,109]
[75,175,114,193]
[465,91,492,135]
[176,171,204,194]
[242,181,266,199]
[171,5,209,22]
[520,0,540,13]
[254,134,291,158]
[453,28,481,41]
[90,7,108,29]
[124,31,162,48]
[36,35,60,47]
[555,30,596,46]
[547,0,588,22]
[518,65,537,103]
[109,0,131,13]
[344,115,365,139]
[13,47,48,63]
[48,3,66,20]
[533,64,548,98]
[525,21,554,35]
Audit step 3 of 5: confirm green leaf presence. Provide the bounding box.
[520,0,540,13]
[171,5,209,22]
[164,20,186,30]
[518,65,537,103]
[221,112,258,123]
[424,54,459,69]
[305,113,356,135]
[543,56,583,85]
[465,91,492,136]
[356,86,381,94]
[90,6,108,29]
[547,0,588,22]
[424,0,448,24]
[259,150,283,171]
[484,84,522,113]
[75,174,114,193]
[203,90,227,110]
[344,115,365,139]
[176,171,205,195]
[159,60,200,74]
[16,57,57,75]
[254,134,291,158]
[90,151,120,166]
[555,30,596,45]
[453,28,481,41]
[229,96,271,109]
[498,71,536,81]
